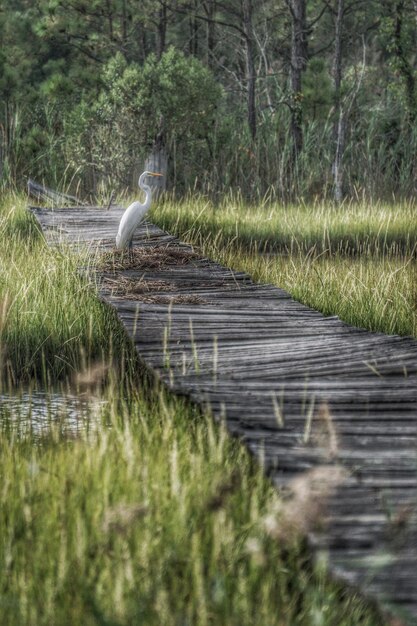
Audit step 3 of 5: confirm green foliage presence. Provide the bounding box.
[378,1,417,118]
[303,58,332,117]
[1,0,417,198]
[64,48,222,189]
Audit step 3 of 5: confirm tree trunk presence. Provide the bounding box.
[287,0,308,158]
[203,0,216,68]
[105,0,114,41]
[243,0,257,140]
[121,0,128,52]
[144,125,167,198]
[189,0,199,55]
[157,3,167,59]
[332,0,345,202]
[144,147,168,197]
[393,0,416,122]
[333,110,346,203]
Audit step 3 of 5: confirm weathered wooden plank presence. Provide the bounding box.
[30,203,417,624]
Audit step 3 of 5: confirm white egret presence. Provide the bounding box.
[115,170,163,250]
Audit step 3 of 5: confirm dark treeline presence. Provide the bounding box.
[1,0,417,200]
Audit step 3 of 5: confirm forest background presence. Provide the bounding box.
[1,0,417,201]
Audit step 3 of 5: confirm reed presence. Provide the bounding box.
[0,193,402,624]
[156,196,417,338]
[157,195,417,257]
[0,379,383,626]
[6,100,417,202]
[0,194,130,383]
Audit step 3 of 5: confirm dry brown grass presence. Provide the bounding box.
[73,361,110,395]
[102,502,149,534]
[133,294,207,304]
[98,245,198,271]
[100,275,207,304]
[263,465,348,542]
[101,275,172,295]
[312,402,340,461]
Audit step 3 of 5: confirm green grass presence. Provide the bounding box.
[0,192,406,625]
[0,195,129,382]
[156,196,417,338]
[156,195,417,256]
[0,384,384,626]
[210,251,416,338]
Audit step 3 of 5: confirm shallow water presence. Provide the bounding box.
[0,390,106,438]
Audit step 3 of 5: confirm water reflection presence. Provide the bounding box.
[0,390,107,439]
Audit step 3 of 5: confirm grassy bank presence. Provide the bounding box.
[0,195,129,382]
[156,197,417,338]
[0,383,383,626]
[156,196,417,256]
[0,193,401,624]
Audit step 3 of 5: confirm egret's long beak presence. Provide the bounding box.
[149,172,163,177]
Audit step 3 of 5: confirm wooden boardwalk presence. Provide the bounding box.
[31,204,417,624]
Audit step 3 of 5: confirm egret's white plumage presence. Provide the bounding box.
[115,170,162,250]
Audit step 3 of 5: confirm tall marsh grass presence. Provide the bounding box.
[0,381,383,626]
[6,99,417,202]
[0,193,407,624]
[157,195,417,257]
[156,196,417,338]
[0,195,130,383]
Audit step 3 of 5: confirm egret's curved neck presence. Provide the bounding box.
[138,173,152,209]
